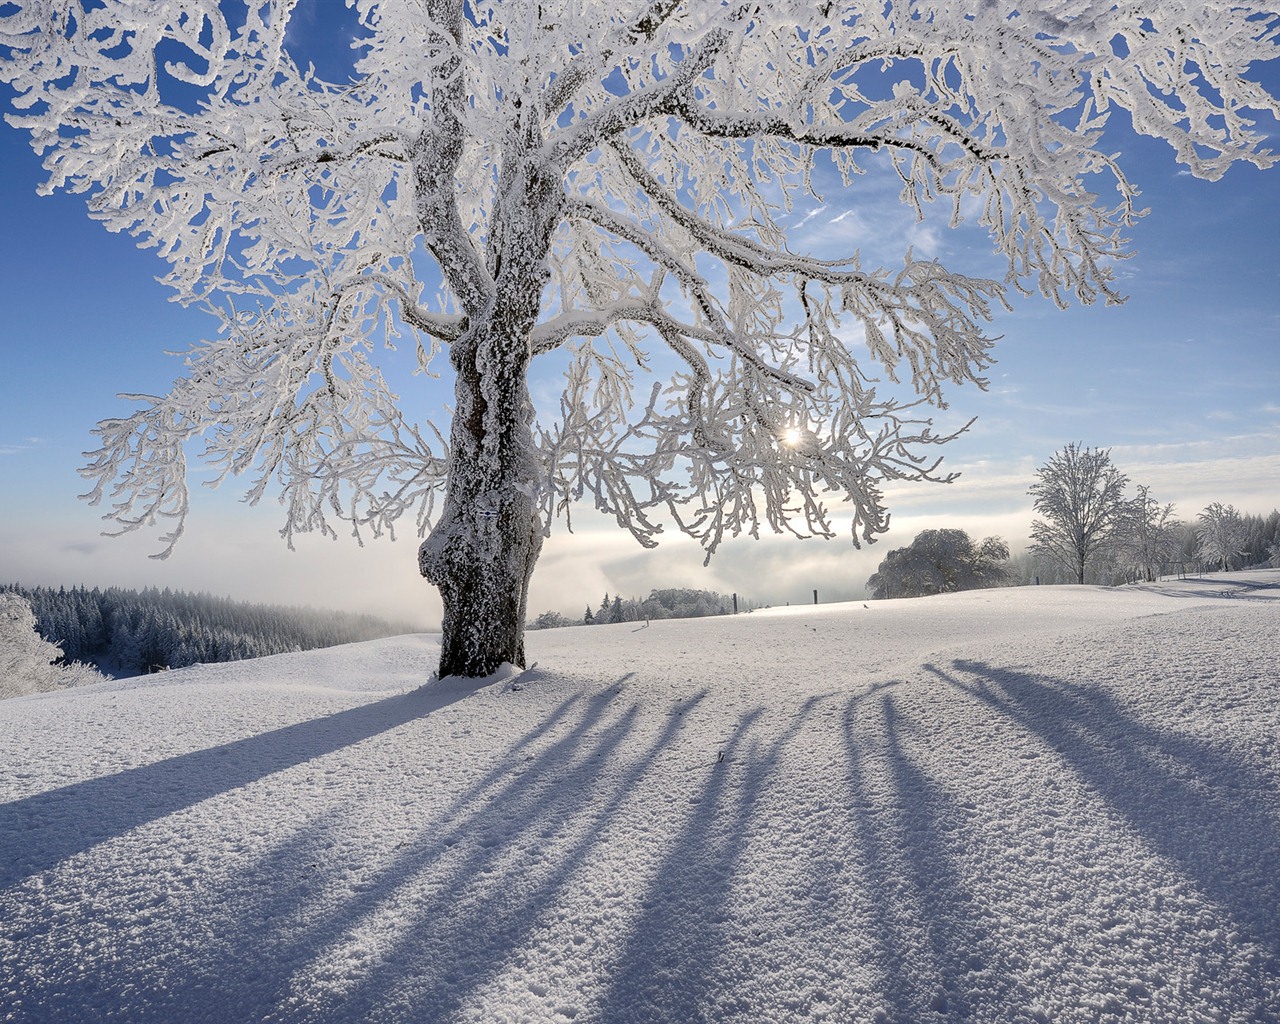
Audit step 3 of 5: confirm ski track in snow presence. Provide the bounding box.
[2,572,1279,1023]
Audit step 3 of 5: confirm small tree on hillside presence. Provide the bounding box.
[528,610,574,630]
[0,593,102,699]
[1029,444,1129,585]
[866,529,1008,599]
[1116,485,1181,583]
[1197,502,1248,572]
[5,3,1278,677]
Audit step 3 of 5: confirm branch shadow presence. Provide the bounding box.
[26,653,1271,1023]
[932,658,1280,959]
[591,698,821,1023]
[0,681,474,891]
[1135,576,1280,601]
[309,685,722,1023]
[6,681,726,1023]
[840,690,1017,1021]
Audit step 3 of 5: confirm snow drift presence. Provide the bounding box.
[3,572,1279,1023]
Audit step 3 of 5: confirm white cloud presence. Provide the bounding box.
[793,205,828,229]
[0,437,41,456]
[524,429,1279,617]
[1106,435,1280,512]
[0,502,439,630]
[906,221,942,256]
[6,424,1273,632]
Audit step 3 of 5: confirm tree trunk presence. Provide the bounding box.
[416,128,561,679]
[418,320,543,679]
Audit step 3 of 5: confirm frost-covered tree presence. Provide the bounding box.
[0,592,102,699]
[1265,510,1280,568]
[528,609,574,630]
[0,592,65,697]
[1029,444,1129,585]
[3,582,409,675]
[1115,485,1181,583]
[4,4,1278,676]
[1241,509,1280,566]
[866,528,1008,599]
[593,594,613,625]
[1196,502,1248,572]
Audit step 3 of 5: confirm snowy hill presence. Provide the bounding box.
[3,572,1279,1023]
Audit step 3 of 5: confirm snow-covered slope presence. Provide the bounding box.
[3,572,1279,1023]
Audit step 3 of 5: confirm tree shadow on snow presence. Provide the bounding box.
[8,681,728,1023]
[0,681,474,890]
[839,690,1020,1021]
[591,699,821,1023]
[933,659,1280,960]
[1134,576,1280,601]
[279,682,684,1023]
[25,657,1277,1023]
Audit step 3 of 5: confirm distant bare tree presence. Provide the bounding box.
[1196,503,1248,572]
[1117,485,1181,582]
[1029,444,1129,585]
[867,528,1009,599]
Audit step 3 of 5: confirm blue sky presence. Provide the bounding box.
[1,25,1277,628]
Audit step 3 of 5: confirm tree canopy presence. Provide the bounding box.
[1029,443,1131,586]
[866,528,1009,599]
[1197,503,1249,573]
[4,2,1278,674]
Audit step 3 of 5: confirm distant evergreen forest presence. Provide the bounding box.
[529,587,756,629]
[1,584,417,678]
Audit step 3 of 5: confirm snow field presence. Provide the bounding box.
[2,573,1278,1023]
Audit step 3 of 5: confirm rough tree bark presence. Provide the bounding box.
[418,326,544,677]
[418,110,560,677]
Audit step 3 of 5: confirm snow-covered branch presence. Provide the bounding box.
[80,290,449,557]
[3,0,1276,601]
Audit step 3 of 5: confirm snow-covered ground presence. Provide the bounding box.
[3,571,1279,1023]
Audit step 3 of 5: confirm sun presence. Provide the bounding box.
[782,427,802,447]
